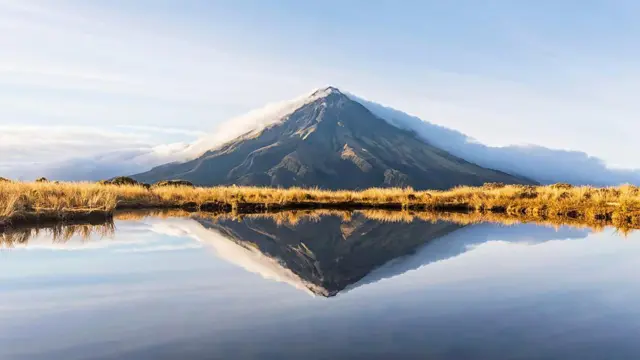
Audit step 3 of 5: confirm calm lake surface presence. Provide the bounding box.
[1,213,640,360]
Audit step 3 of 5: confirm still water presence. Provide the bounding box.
[1,213,639,360]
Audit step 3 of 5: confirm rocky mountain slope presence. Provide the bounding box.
[132,87,531,189]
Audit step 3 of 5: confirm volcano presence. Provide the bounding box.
[132,87,531,189]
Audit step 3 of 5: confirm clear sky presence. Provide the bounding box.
[2,0,640,172]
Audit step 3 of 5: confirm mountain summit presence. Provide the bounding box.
[132,87,531,189]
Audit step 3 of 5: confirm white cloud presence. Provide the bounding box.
[113,244,203,253]
[0,125,193,180]
[351,94,640,185]
[115,125,206,137]
[0,125,147,161]
[3,218,198,252]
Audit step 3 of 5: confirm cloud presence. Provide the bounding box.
[351,94,640,185]
[5,218,199,252]
[113,244,203,253]
[0,125,192,180]
[116,125,207,137]
[0,125,147,163]
[347,223,591,292]
[183,88,337,157]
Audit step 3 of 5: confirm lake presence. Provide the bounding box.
[1,212,639,360]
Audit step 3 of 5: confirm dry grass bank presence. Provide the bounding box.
[123,208,638,234]
[2,181,640,229]
[192,208,637,232]
[4,206,636,248]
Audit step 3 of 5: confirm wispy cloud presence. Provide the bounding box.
[0,0,321,132]
[6,218,200,252]
[116,125,206,137]
[0,125,149,161]
[0,125,191,180]
[354,95,640,185]
[113,244,203,253]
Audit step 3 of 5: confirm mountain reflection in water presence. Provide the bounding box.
[1,211,591,297]
[5,211,640,360]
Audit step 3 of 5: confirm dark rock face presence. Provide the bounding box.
[133,88,532,190]
[198,213,461,297]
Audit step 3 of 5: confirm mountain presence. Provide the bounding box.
[197,213,462,297]
[8,87,640,186]
[132,87,532,189]
[148,213,589,297]
[8,212,591,297]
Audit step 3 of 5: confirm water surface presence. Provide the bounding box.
[1,213,639,360]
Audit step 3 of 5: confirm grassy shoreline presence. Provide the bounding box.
[4,207,639,248]
[2,181,640,230]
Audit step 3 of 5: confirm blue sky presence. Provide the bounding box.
[2,0,640,174]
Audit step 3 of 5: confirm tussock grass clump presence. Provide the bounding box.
[99,176,141,186]
[550,183,573,190]
[482,182,506,190]
[153,180,194,188]
[0,182,117,221]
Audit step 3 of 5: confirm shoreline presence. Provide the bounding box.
[2,182,640,232]
[0,201,633,233]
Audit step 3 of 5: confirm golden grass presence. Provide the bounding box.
[194,209,625,232]
[189,209,636,235]
[0,181,117,218]
[2,181,640,230]
[5,205,640,246]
